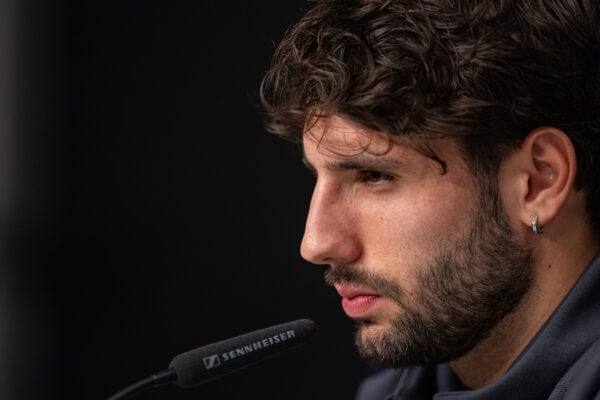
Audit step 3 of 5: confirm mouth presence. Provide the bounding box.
[335,285,383,319]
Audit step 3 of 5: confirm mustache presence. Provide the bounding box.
[323,266,404,301]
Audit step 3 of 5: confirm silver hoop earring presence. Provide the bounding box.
[532,215,544,234]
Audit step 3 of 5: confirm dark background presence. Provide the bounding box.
[1,1,375,399]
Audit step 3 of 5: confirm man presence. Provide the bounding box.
[260,0,600,399]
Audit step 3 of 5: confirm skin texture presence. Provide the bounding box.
[300,115,599,388]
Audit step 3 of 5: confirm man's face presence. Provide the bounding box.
[301,115,533,367]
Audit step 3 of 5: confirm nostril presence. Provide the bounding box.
[300,229,362,267]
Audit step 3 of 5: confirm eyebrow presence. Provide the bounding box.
[302,154,407,174]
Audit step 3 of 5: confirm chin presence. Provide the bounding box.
[355,317,391,340]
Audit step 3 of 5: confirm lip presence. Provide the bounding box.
[335,285,382,319]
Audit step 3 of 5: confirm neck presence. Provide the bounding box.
[450,229,599,389]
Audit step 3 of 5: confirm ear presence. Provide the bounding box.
[513,127,577,232]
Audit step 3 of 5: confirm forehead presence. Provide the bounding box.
[301,115,476,182]
[302,115,430,165]
[303,115,409,157]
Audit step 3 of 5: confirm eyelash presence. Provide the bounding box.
[358,170,394,184]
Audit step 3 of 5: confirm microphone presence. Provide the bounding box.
[106,318,318,400]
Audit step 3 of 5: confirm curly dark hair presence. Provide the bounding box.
[260,0,600,233]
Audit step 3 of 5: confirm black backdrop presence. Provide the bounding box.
[3,1,375,399]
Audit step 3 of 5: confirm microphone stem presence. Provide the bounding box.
[106,368,177,400]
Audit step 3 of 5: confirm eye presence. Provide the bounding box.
[358,170,394,184]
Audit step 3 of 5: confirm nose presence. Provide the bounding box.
[300,183,361,266]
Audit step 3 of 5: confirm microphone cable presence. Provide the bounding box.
[106,369,176,400]
[104,319,317,400]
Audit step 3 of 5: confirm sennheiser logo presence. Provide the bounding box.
[201,329,297,370]
[220,329,297,362]
[203,354,221,369]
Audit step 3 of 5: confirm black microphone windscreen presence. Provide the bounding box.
[168,318,318,387]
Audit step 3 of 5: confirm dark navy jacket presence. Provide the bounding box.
[355,252,600,400]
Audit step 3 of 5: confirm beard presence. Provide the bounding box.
[324,181,534,368]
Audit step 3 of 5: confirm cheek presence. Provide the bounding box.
[408,187,473,239]
[361,184,475,271]
[498,178,526,235]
